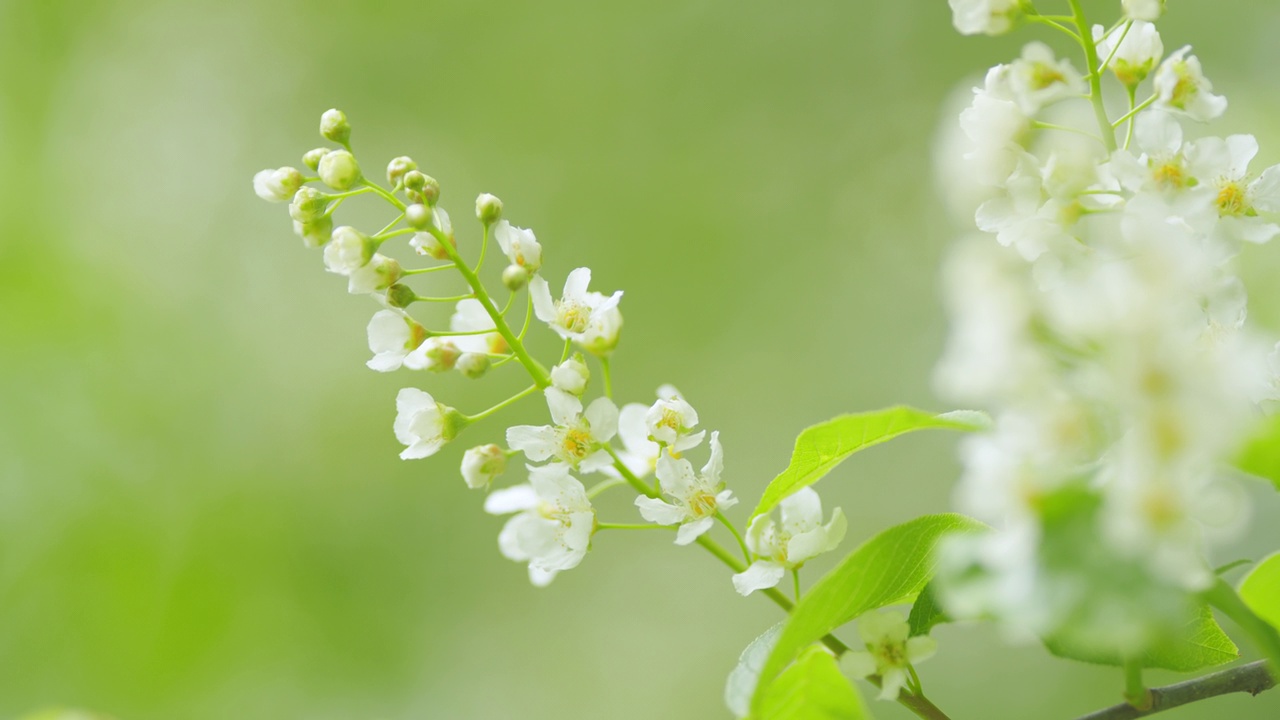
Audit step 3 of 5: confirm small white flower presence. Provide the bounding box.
[494,220,543,273]
[409,208,455,260]
[957,69,1030,188]
[1094,21,1163,87]
[1188,134,1280,243]
[253,166,303,202]
[732,488,846,596]
[393,388,450,460]
[1006,42,1084,115]
[461,444,506,489]
[506,388,619,472]
[530,268,623,346]
[550,356,591,396]
[1154,47,1227,123]
[1109,111,1195,193]
[484,463,595,586]
[580,303,623,357]
[636,431,736,544]
[948,0,1022,36]
[403,337,461,372]
[645,385,706,452]
[323,226,374,275]
[1122,0,1164,22]
[450,299,508,357]
[476,193,503,224]
[366,309,427,372]
[844,611,938,701]
[346,254,402,294]
[614,403,661,478]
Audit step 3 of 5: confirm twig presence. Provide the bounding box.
[1073,661,1276,720]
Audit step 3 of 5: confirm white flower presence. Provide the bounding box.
[1123,0,1164,21]
[484,463,595,586]
[506,388,619,472]
[1007,42,1084,115]
[494,220,543,273]
[366,309,426,372]
[403,337,461,372]
[318,149,360,191]
[974,154,1074,261]
[550,356,591,396]
[1094,21,1163,87]
[635,432,736,544]
[844,611,938,701]
[948,0,1021,36]
[732,488,847,596]
[461,444,506,489]
[449,299,507,357]
[958,69,1030,188]
[580,304,623,357]
[323,226,373,275]
[1109,111,1195,193]
[393,388,452,460]
[253,166,303,202]
[645,385,706,452]
[409,208,454,260]
[1154,47,1227,123]
[1188,134,1280,243]
[346,254,402,294]
[530,268,623,346]
[614,403,661,478]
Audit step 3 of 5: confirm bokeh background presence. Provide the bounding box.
[3,0,1280,717]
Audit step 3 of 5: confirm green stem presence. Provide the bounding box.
[476,222,491,274]
[325,187,375,201]
[1124,659,1153,710]
[1027,15,1083,43]
[597,522,672,531]
[1205,579,1280,670]
[415,294,474,303]
[360,178,406,210]
[716,510,751,564]
[1100,21,1133,76]
[372,227,417,244]
[600,356,613,399]
[1124,86,1138,151]
[376,212,405,236]
[1112,94,1158,128]
[1074,661,1275,720]
[401,265,454,276]
[1032,120,1103,144]
[465,385,539,422]
[792,568,801,602]
[1068,0,1117,152]
[586,478,625,499]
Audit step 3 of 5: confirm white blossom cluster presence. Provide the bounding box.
[252,110,846,591]
[937,3,1277,652]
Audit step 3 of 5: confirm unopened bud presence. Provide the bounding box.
[475,193,503,224]
[386,156,417,188]
[404,172,440,206]
[403,170,427,192]
[318,149,361,191]
[424,339,461,372]
[289,186,329,223]
[405,203,432,229]
[460,444,506,489]
[410,230,456,261]
[323,226,375,275]
[457,352,491,379]
[551,355,590,396]
[253,167,304,203]
[292,215,333,248]
[347,254,402,295]
[502,264,530,291]
[385,283,417,309]
[320,108,351,145]
[302,148,330,171]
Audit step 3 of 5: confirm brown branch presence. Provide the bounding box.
[1074,661,1276,720]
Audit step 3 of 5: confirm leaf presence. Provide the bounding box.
[1043,602,1238,672]
[726,623,785,718]
[750,407,988,520]
[907,581,950,637]
[750,514,986,712]
[1233,415,1280,491]
[754,645,871,720]
[1241,551,1280,632]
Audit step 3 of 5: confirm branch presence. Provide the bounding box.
[1074,661,1276,720]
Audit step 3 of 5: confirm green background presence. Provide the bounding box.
[3,0,1279,717]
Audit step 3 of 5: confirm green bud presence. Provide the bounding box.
[292,214,333,248]
[320,108,351,144]
[475,193,503,224]
[502,264,530,291]
[405,203,432,229]
[403,170,427,192]
[318,150,361,191]
[457,352,491,379]
[302,148,330,171]
[289,186,329,223]
[386,156,418,188]
[385,283,417,309]
[440,404,470,441]
[404,173,440,206]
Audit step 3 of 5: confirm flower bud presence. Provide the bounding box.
[323,226,375,275]
[440,404,470,442]
[502,264,530,291]
[292,215,333,248]
[405,203,432,229]
[289,186,329,223]
[404,337,461,372]
[403,172,440,206]
[253,167,304,203]
[386,156,417,188]
[347,254,402,295]
[320,108,351,145]
[403,170,427,192]
[318,149,361,191]
[551,355,590,396]
[302,148,330,171]
[582,306,623,357]
[461,444,506,489]
[457,352,491,379]
[385,283,418,309]
[475,193,503,224]
[411,231,456,261]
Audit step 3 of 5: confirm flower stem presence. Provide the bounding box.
[600,356,613,399]
[465,385,539,423]
[792,568,801,602]
[597,522,672,531]
[1068,0,1117,152]
[1124,659,1152,710]
[715,510,751,563]
[415,294,474,303]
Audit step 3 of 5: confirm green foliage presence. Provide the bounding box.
[754,646,871,720]
[726,623,785,718]
[1234,415,1280,491]
[1241,552,1280,632]
[1043,603,1239,672]
[750,514,986,712]
[907,581,950,638]
[749,408,988,521]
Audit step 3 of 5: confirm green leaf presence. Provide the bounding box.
[1241,551,1280,632]
[907,581,950,637]
[750,407,988,521]
[1233,415,1280,491]
[750,513,986,712]
[1043,602,1238,672]
[755,645,871,720]
[726,623,785,718]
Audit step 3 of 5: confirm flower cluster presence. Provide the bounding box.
[252,110,846,591]
[937,3,1276,653]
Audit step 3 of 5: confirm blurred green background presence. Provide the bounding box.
[3,0,1280,717]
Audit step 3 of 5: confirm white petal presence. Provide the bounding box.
[655,452,698,499]
[1250,165,1280,214]
[906,635,938,664]
[545,387,584,427]
[506,425,557,461]
[731,561,787,596]
[700,431,723,481]
[579,450,615,474]
[530,276,556,323]
[585,397,619,441]
[1225,134,1259,180]
[528,566,558,587]
[366,352,403,373]
[843,650,878,679]
[671,429,706,453]
[635,496,686,525]
[399,438,443,460]
[879,668,908,701]
[484,485,539,515]
[676,516,715,545]
[563,267,592,301]
[779,487,823,533]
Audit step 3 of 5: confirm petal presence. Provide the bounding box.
[843,651,878,679]
[1226,135,1259,179]
[700,431,723,481]
[545,387,584,427]
[1250,165,1280,214]
[1135,110,1181,155]
[506,425,557,461]
[906,636,938,664]
[635,496,686,525]
[824,508,848,551]
[878,668,908,701]
[731,561,787,596]
[675,516,715,545]
[780,487,823,533]
[485,485,539,515]
[528,566,558,587]
[786,526,831,565]
[671,429,706,453]
[655,452,698,499]
[563,267,592,301]
[493,219,513,254]
[578,450,615,474]
[585,397,620,441]
[450,298,494,333]
[530,276,556,323]
[366,352,403,373]
[744,514,776,557]
[399,438,443,460]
